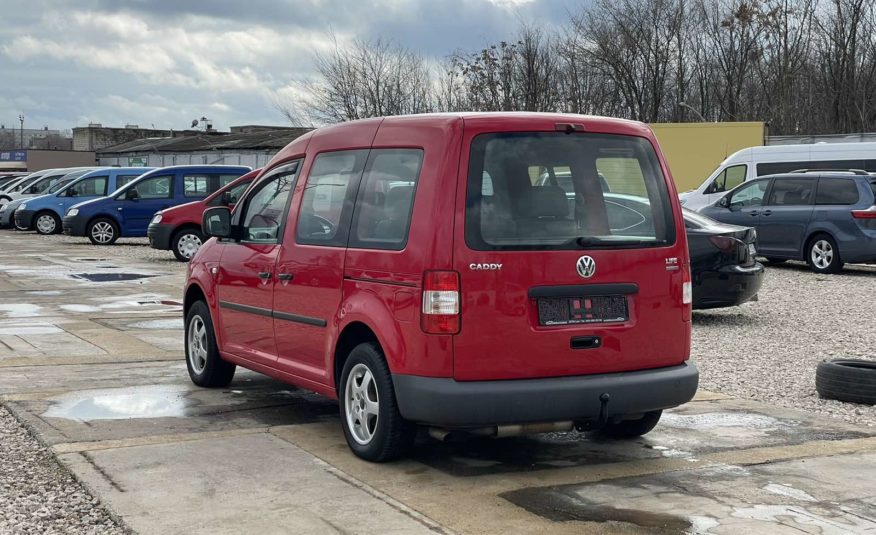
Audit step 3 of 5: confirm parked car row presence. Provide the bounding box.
[0,165,252,259]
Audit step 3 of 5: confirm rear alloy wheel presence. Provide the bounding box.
[594,410,662,439]
[35,212,61,235]
[172,228,205,262]
[87,218,119,245]
[339,342,415,462]
[807,234,843,274]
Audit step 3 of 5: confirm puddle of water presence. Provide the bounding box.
[59,304,101,313]
[731,504,875,533]
[126,318,183,330]
[43,385,193,421]
[27,290,63,296]
[73,273,156,282]
[0,322,62,335]
[0,304,42,318]
[660,412,795,430]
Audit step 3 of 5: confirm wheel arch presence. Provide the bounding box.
[184,282,207,317]
[333,321,382,395]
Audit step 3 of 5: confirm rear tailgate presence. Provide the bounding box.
[452,118,689,381]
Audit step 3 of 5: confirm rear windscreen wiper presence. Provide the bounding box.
[572,237,665,248]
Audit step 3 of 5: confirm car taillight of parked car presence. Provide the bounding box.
[851,206,876,229]
[421,270,460,334]
[708,235,738,252]
[682,264,692,321]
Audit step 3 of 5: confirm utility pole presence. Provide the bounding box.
[18,114,24,148]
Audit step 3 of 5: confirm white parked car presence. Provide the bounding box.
[680,142,876,211]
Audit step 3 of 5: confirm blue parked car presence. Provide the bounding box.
[63,165,251,245]
[700,170,876,273]
[14,167,153,234]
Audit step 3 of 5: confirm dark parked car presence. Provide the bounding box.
[701,171,876,273]
[600,194,763,309]
[684,209,763,309]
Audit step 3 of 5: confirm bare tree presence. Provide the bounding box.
[279,36,434,124]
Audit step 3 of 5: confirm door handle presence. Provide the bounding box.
[277,273,293,281]
[257,271,272,279]
[749,211,759,216]
[762,210,772,216]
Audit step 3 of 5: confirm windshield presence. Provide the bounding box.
[48,179,75,193]
[465,132,675,250]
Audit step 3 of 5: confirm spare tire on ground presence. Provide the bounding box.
[816,359,876,405]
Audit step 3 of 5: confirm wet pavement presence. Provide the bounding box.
[0,233,875,534]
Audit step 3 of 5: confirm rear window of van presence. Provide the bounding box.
[465,132,675,250]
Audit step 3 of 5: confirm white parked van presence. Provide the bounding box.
[679,142,876,211]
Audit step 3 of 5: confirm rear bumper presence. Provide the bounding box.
[392,361,698,428]
[147,223,174,250]
[14,209,35,230]
[62,215,88,236]
[693,262,764,310]
[837,236,876,264]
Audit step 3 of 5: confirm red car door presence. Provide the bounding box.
[214,162,301,367]
[272,149,369,384]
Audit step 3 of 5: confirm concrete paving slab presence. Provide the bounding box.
[7,371,338,445]
[58,433,442,535]
[502,453,876,534]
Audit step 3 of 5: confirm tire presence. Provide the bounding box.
[816,359,876,405]
[594,410,662,439]
[806,233,843,274]
[34,211,62,235]
[339,342,415,462]
[87,217,119,245]
[172,227,205,262]
[13,216,29,231]
[763,257,787,265]
[185,300,236,387]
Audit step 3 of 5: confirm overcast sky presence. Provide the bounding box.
[0,0,574,133]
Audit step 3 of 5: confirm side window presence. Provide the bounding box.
[33,178,55,194]
[296,150,368,246]
[349,149,424,250]
[114,175,140,191]
[70,176,108,197]
[707,165,747,194]
[130,175,172,199]
[239,163,300,243]
[767,179,815,206]
[210,180,252,207]
[816,178,859,205]
[729,180,769,208]
[184,175,210,197]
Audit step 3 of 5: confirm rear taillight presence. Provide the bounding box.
[851,206,876,219]
[708,235,737,252]
[421,270,460,334]
[681,264,692,321]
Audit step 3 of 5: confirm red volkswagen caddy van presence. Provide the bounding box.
[184,113,698,461]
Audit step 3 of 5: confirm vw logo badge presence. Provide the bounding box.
[576,255,596,278]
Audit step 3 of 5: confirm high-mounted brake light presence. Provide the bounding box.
[421,270,460,334]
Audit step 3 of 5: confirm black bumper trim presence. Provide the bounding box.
[62,215,88,236]
[219,300,327,327]
[14,209,35,230]
[392,361,699,427]
[147,222,175,250]
[528,283,638,298]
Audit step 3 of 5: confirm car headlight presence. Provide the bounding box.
[17,203,26,211]
[67,208,79,217]
[150,214,162,224]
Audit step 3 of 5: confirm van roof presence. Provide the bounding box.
[722,141,876,164]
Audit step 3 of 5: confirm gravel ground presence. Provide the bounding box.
[28,234,181,264]
[693,260,876,427]
[0,405,126,535]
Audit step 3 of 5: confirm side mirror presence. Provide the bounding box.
[125,189,139,201]
[717,196,730,209]
[203,206,233,239]
[28,185,39,194]
[220,191,232,206]
[66,189,77,197]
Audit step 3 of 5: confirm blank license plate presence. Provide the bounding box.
[537,295,628,326]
